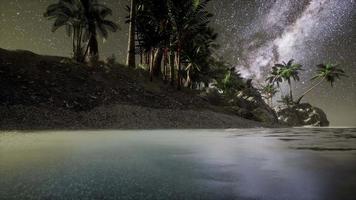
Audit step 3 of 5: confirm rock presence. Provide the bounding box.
[276,103,329,127]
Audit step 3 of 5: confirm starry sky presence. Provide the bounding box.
[0,0,355,126]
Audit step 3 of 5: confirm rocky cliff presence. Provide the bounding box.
[276,103,329,127]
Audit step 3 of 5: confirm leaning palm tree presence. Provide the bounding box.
[44,0,85,61]
[296,63,346,104]
[81,0,118,62]
[277,59,302,101]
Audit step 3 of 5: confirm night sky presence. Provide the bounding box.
[0,0,355,126]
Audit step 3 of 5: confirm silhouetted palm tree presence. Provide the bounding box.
[133,0,214,88]
[277,59,302,101]
[266,65,283,97]
[44,0,85,61]
[183,27,217,88]
[81,0,118,62]
[45,0,117,62]
[168,0,213,90]
[135,0,171,80]
[296,63,346,103]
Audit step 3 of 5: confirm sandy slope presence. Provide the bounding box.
[0,104,262,130]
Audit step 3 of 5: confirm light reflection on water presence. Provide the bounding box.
[0,128,356,200]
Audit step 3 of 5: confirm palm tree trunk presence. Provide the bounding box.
[83,40,90,63]
[288,79,293,101]
[150,49,155,82]
[77,26,82,61]
[186,69,191,88]
[145,52,149,65]
[126,0,136,68]
[177,42,182,90]
[169,50,175,86]
[153,48,163,77]
[74,25,81,62]
[75,25,83,62]
[163,48,168,84]
[186,64,193,88]
[296,77,325,104]
[177,52,181,90]
[140,51,143,65]
[72,27,76,59]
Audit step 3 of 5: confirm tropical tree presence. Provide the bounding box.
[167,0,213,90]
[183,27,217,88]
[135,0,171,80]
[133,0,215,89]
[296,63,346,103]
[275,59,302,101]
[81,0,118,62]
[44,0,86,61]
[45,0,118,62]
[266,65,283,96]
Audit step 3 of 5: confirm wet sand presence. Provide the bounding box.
[1,128,356,200]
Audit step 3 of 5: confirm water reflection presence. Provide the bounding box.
[0,129,356,200]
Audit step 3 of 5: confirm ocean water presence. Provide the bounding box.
[0,128,356,200]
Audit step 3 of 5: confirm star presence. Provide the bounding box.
[0,0,355,126]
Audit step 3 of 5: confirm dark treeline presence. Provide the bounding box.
[127,0,220,90]
[43,0,347,109]
[45,0,224,91]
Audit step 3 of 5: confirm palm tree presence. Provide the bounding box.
[266,66,283,86]
[266,65,283,97]
[277,59,302,101]
[126,0,137,68]
[81,0,118,62]
[44,0,85,61]
[168,0,213,90]
[45,0,117,62]
[184,48,202,88]
[181,24,217,87]
[183,31,217,88]
[134,0,214,88]
[134,0,170,80]
[296,63,346,103]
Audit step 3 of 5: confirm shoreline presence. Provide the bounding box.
[0,104,268,130]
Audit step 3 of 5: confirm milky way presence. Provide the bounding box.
[212,0,355,80]
[0,0,355,125]
[210,0,356,126]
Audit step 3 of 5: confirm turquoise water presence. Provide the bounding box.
[1,128,356,200]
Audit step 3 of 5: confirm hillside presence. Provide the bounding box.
[0,48,272,129]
